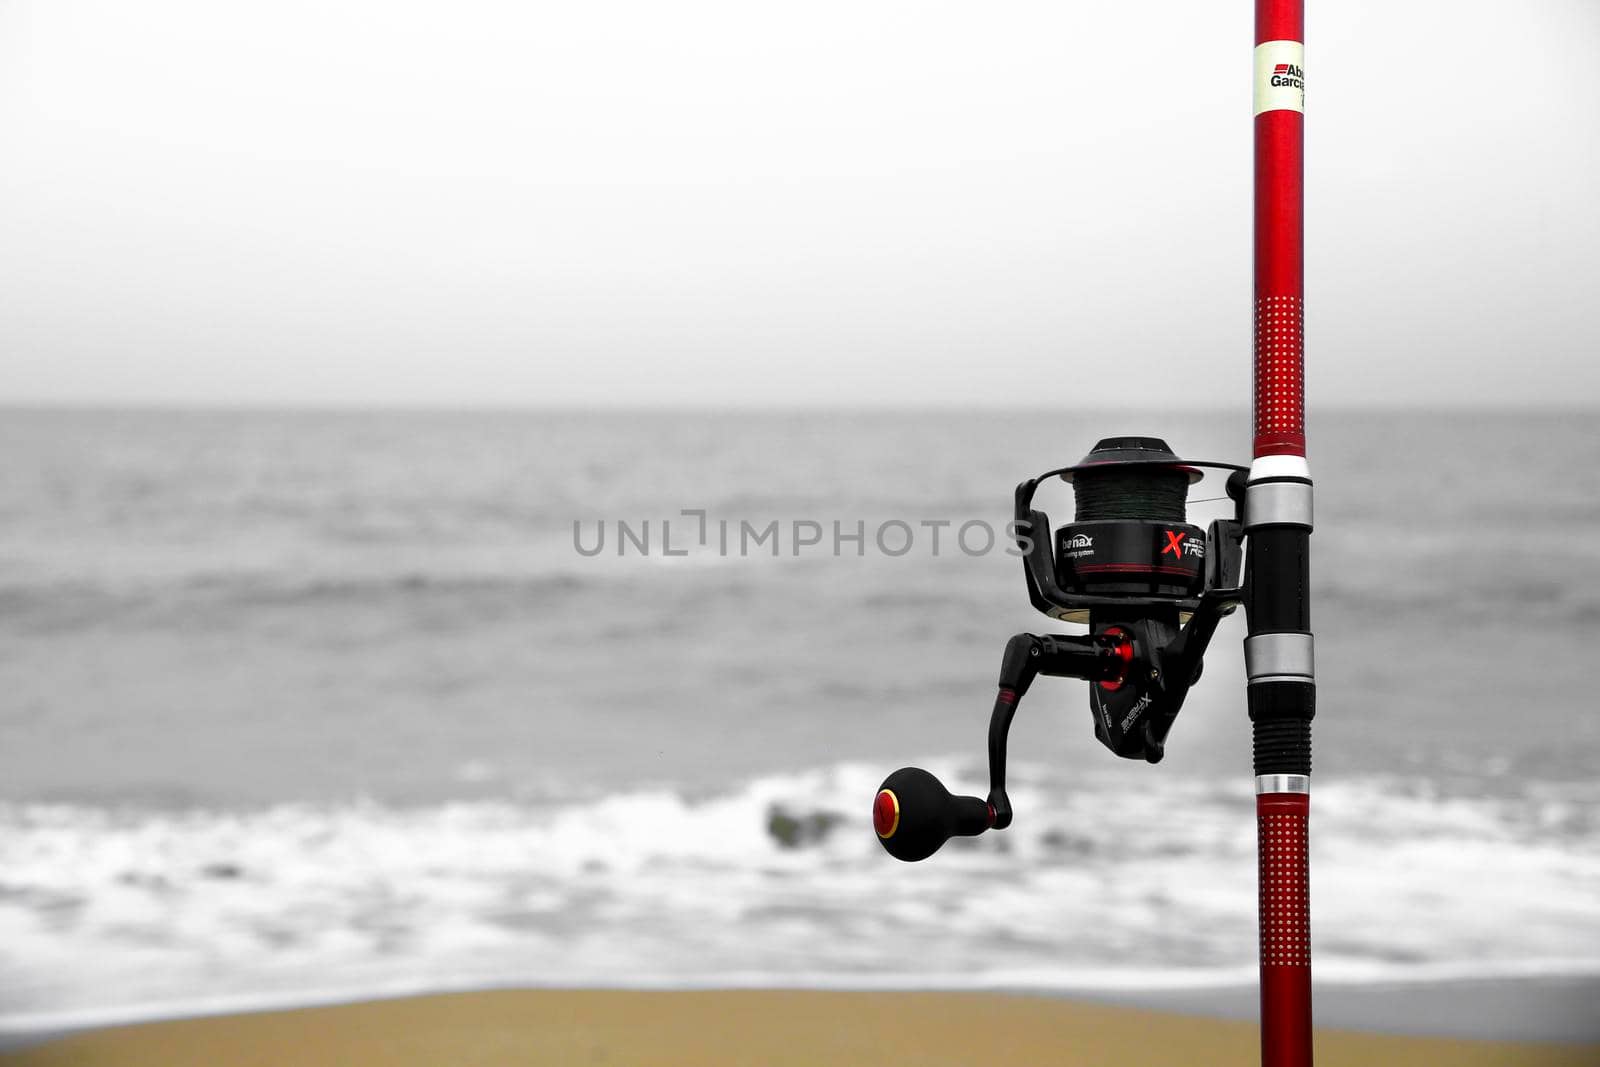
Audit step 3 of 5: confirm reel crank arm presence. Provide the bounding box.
[873,630,1131,861]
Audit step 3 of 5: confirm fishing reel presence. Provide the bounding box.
[874,437,1247,862]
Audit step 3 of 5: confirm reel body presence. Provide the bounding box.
[875,436,1246,862]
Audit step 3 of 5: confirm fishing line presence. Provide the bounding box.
[1072,468,1189,523]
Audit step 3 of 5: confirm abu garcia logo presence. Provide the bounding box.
[1271,62,1303,90]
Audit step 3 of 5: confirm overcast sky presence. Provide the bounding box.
[0,0,1595,409]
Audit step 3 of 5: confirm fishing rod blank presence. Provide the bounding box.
[1248,0,1314,1063]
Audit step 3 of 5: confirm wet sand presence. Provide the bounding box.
[2,989,1595,1067]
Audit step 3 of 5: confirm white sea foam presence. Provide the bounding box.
[0,762,1596,1030]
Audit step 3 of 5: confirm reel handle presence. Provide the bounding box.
[873,767,994,862]
[872,636,1128,862]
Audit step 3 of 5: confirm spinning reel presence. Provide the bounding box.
[874,437,1247,862]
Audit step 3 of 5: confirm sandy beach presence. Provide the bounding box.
[2,990,1595,1067]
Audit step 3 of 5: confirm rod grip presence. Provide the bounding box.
[1258,790,1312,1067]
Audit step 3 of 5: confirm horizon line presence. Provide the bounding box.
[2,401,1596,416]
[0,403,1593,419]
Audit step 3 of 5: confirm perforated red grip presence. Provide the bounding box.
[1254,294,1303,457]
[1254,0,1305,459]
[1258,791,1312,1067]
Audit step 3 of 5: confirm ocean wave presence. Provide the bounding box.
[0,570,603,631]
[0,764,1596,1028]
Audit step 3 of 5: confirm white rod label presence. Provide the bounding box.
[1254,40,1304,115]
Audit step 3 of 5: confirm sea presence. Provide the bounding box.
[0,408,1596,1032]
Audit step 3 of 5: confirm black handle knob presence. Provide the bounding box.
[872,767,993,862]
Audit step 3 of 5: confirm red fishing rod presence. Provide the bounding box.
[869,4,1315,1066]
[1248,0,1313,1063]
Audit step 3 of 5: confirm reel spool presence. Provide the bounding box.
[1016,436,1245,625]
[874,436,1246,862]
[1054,437,1205,604]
